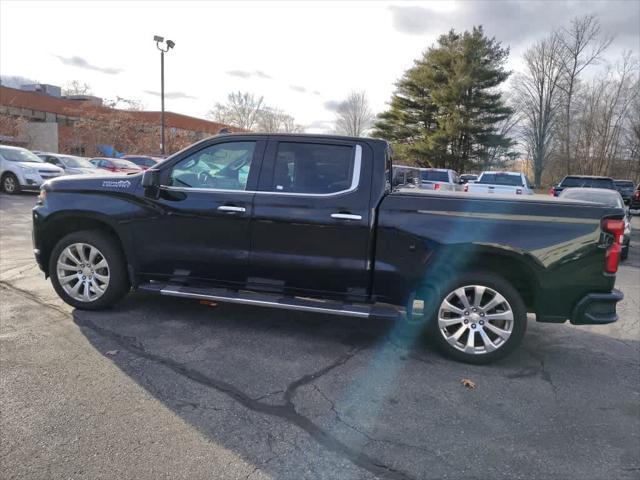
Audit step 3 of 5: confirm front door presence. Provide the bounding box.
[249,139,373,301]
[133,139,264,287]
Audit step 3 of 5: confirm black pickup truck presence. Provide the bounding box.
[32,134,625,364]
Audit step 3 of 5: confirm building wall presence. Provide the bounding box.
[26,122,58,152]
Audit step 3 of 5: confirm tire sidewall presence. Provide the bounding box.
[49,230,129,310]
[2,173,20,194]
[426,272,527,365]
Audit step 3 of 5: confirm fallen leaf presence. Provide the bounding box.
[105,350,119,356]
[460,378,476,389]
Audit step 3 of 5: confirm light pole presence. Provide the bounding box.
[154,35,175,155]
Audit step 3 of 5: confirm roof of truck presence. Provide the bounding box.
[214,132,389,145]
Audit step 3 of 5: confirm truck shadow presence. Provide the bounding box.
[73,293,639,480]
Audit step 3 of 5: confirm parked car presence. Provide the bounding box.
[613,179,635,204]
[121,155,163,170]
[550,175,615,197]
[630,184,640,213]
[33,134,625,364]
[392,165,420,188]
[0,145,64,194]
[465,171,534,195]
[37,153,101,175]
[560,187,631,260]
[90,157,142,174]
[418,168,462,191]
[459,174,478,184]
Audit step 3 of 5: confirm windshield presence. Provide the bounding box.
[561,177,614,188]
[477,173,523,186]
[60,156,96,168]
[561,189,624,208]
[421,170,449,182]
[0,147,44,163]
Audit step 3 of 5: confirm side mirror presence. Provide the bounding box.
[141,169,160,188]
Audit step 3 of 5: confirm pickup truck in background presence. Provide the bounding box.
[465,171,534,195]
[551,175,616,197]
[418,168,462,191]
[614,179,636,204]
[32,134,625,364]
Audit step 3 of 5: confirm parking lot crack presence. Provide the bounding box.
[0,281,69,316]
[76,317,417,480]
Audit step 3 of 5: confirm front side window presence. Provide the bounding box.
[272,142,355,194]
[170,142,256,191]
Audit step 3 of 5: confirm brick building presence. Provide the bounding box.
[0,85,241,156]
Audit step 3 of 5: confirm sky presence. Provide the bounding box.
[1,0,638,133]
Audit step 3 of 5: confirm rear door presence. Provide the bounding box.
[248,138,373,301]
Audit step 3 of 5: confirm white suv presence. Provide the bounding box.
[0,145,65,194]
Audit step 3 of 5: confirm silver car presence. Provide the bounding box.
[37,153,101,175]
[559,187,631,260]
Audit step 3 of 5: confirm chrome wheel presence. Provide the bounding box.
[56,243,110,302]
[438,284,514,355]
[3,175,16,193]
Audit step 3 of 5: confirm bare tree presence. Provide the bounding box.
[334,91,374,137]
[105,96,144,111]
[208,91,264,130]
[256,108,305,133]
[558,15,613,174]
[62,80,92,96]
[514,33,566,186]
[572,53,639,177]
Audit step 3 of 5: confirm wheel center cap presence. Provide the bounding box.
[469,312,481,322]
[82,267,92,276]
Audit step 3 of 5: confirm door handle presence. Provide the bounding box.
[331,213,362,220]
[217,205,246,213]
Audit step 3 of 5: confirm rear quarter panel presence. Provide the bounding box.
[374,191,621,320]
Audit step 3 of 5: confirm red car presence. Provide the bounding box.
[121,155,163,170]
[90,158,142,174]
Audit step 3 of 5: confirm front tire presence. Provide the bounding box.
[49,230,130,310]
[1,173,21,194]
[423,272,527,364]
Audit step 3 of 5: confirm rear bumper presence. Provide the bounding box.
[570,289,623,325]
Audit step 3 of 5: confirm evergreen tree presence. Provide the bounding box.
[372,27,515,172]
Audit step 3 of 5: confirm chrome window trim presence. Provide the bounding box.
[161,144,362,198]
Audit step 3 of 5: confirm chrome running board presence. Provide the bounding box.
[138,282,399,319]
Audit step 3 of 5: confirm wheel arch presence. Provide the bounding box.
[419,245,541,312]
[40,213,131,281]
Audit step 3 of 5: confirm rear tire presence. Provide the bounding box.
[1,173,21,194]
[417,272,527,364]
[49,230,130,310]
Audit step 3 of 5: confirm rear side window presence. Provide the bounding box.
[478,173,523,186]
[421,170,449,182]
[614,181,634,187]
[562,177,614,188]
[272,143,355,194]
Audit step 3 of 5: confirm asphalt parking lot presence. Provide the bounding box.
[1,192,639,480]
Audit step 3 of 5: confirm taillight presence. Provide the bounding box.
[602,218,625,273]
[434,183,440,190]
[549,188,555,196]
[635,190,640,200]
[516,188,523,195]
[464,184,469,192]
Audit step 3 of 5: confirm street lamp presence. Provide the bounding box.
[154,35,175,155]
